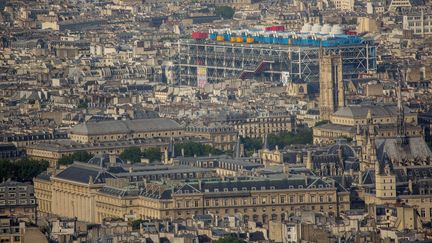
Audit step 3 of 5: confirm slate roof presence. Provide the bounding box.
[55,163,117,184]
[375,137,432,164]
[98,185,172,200]
[315,123,355,132]
[70,118,182,135]
[333,104,411,118]
[176,176,335,194]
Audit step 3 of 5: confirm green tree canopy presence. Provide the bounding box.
[215,6,235,19]
[58,151,93,166]
[214,236,246,243]
[77,100,88,109]
[175,142,224,157]
[0,159,49,182]
[120,147,142,163]
[119,147,162,163]
[141,147,162,163]
[240,136,263,156]
[131,219,144,230]
[267,129,312,149]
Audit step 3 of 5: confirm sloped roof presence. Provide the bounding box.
[70,118,182,135]
[375,137,432,164]
[55,163,117,184]
[333,104,411,119]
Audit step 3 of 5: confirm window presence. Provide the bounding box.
[252,197,257,205]
[205,200,210,206]
[280,195,285,203]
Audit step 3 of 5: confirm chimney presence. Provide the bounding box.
[283,163,289,174]
[181,148,185,157]
[306,151,313,170]
[129,167,133,173]
[275,145,279,151]
[408,179,413,194]
[296,153,302,164]
[358,170,363,185]
[164,147,168,164]
[198,180,202,191]
[109,154,116,165]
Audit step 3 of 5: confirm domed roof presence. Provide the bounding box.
[87,154,125,168]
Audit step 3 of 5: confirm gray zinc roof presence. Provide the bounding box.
[70,118,182,136]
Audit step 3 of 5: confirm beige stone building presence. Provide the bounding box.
[313,104,419,144]
[225,112,295,138]
[26,138,177,167]
[34,160,350,224]
[183,125,238,151]
[331,0,354,11]
[69,118,183,143]
[0,181,37,223]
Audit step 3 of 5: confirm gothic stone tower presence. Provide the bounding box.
[319,52,345,121]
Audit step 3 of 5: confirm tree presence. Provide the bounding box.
[131,219,144,230]
[240,136,262,156]
[175,142,224,157]
[215,6,235,19]
[77,100,88,109]
[0,159,49,182]
[58,151,93,166]
[0,160,15,182]
[267,129,313,150]
[214,236,246,243]
[120,147,142,163]
[141,147,162,163]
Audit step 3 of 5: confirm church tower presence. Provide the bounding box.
[319,52,345,120]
